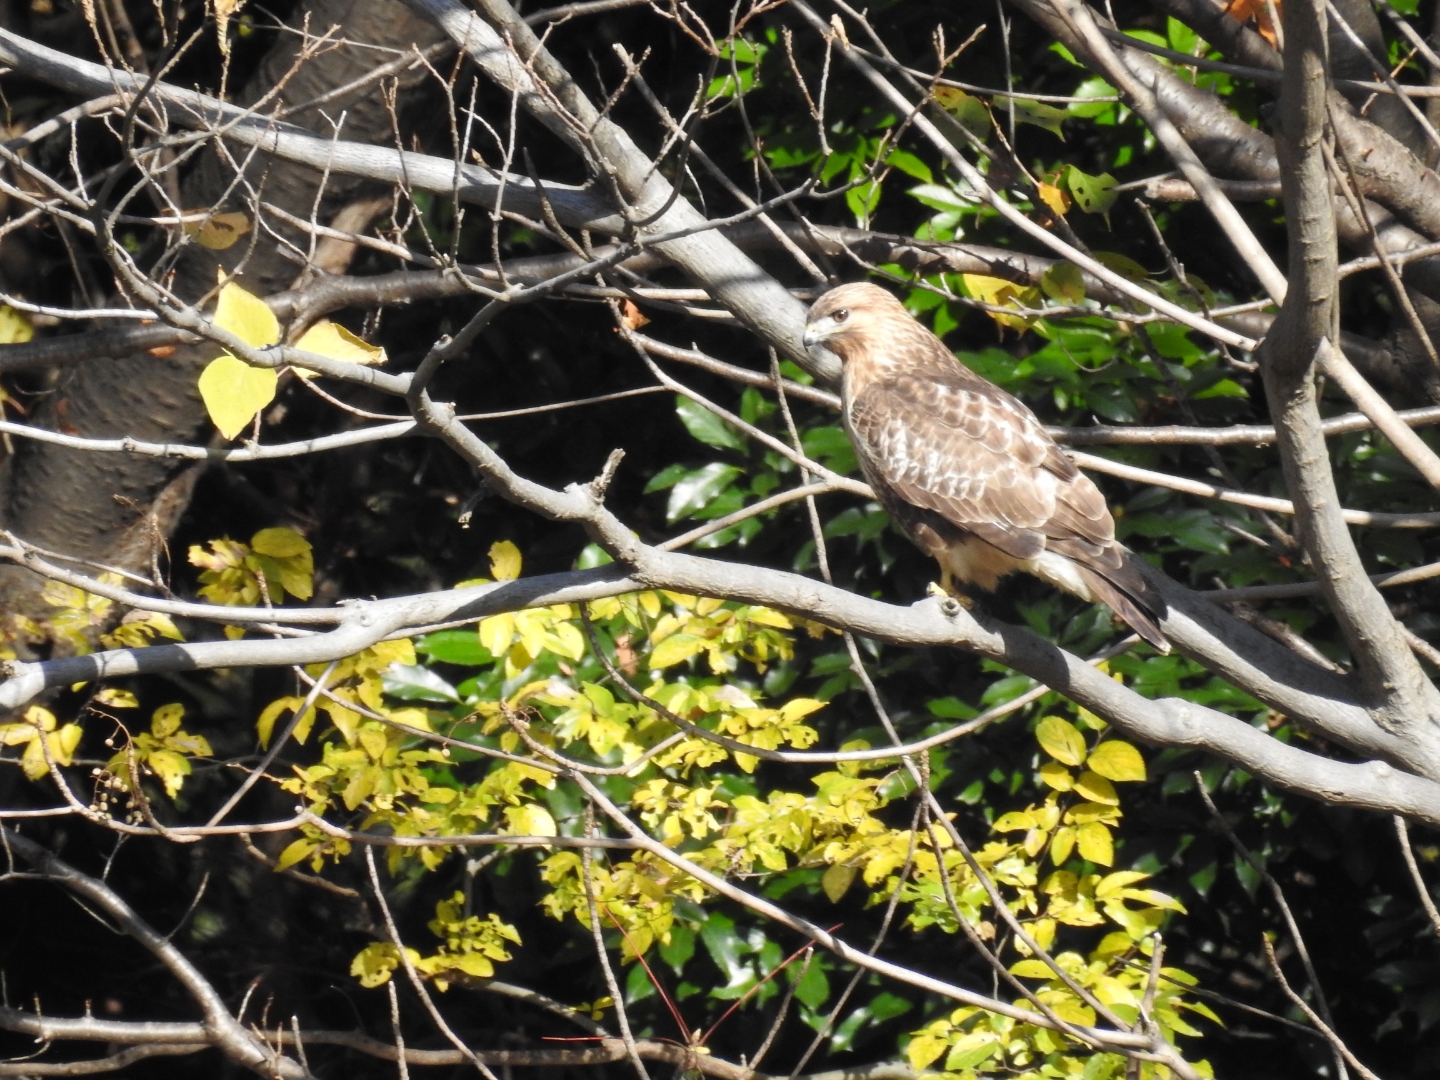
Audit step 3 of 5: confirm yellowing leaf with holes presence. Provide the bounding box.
[94,688,139,709]
[1087,739,1147,782]
[199,354,278,440]
[1036,715,1087,766]
[1062,165,1118,216]
[293,320,387,373]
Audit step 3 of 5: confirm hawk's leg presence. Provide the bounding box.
[926,573,975,609]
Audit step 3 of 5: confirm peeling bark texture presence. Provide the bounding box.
[0,1,448,622]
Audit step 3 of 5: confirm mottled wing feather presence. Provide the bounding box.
[848,370,1114,561]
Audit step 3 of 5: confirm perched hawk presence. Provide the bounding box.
[803,282,1168,652]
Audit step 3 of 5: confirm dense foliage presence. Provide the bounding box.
[3,1,1440,1079]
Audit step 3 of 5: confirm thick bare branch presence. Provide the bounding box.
[1262,0,1440,736]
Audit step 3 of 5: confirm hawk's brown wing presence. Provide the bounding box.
[845,368,1118,565]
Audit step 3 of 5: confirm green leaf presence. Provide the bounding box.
[801,425,858,475]
[645,462,691,493]
[997,95,1067,138]
[676,397,746,451]
[885,149,932,183]
[793,955,829,1008]
[1063,165,1118,215]
[1093,251,1151,281]
[1040,261,1086,304]
[666,463,742,522]
[416,629,492,666]
[382,664,460,703]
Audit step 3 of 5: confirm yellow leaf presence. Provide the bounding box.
[185,210,250,250]
[1077,821,1114,866]
[251,527,311,559]
[293,320,387,370]
[0,305,33,344]
[1038,761,1074,791]
[489,541,523,581]
[1087,740,1147,782]
[479,614,514,657]
[1074,770,1119,805]
[1009,959,1057,979]
[147,748,192,798]
[822,862,856,902]
[649,633,705,670]
[993,810,1037,833]
[24,705,57,732]
[504,803,557,837]
[213,281,280,348]
[1036,715,1087,766]
[257,696,305,749]
[94,688,138,709]
[151,702,185,738]
[1050,825,1076,865]
[1037,181,1070,217]
[198,354,278,440]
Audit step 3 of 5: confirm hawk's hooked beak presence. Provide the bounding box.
[802,323,822,348]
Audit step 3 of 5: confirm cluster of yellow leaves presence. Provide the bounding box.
[540,848,706,958]
[645,592,812,675]
[250,537,1208,1077]
[103,702,213,799]
[896,714,1204,1080]
[189,526,314,616]
[197,280,386,440]
[270,639,562,873]
[351,892,521,991]
[0,705,81,779]
[472,542,586,679]
[907,934,1217,1080]
[1000,716,1147,869]
[42,574,183,655]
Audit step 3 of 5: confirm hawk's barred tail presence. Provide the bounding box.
[1073,557,1169,654]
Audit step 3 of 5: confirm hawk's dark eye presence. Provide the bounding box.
[833,308,850,324]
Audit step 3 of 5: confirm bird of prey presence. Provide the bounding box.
[803,282,1168,652]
